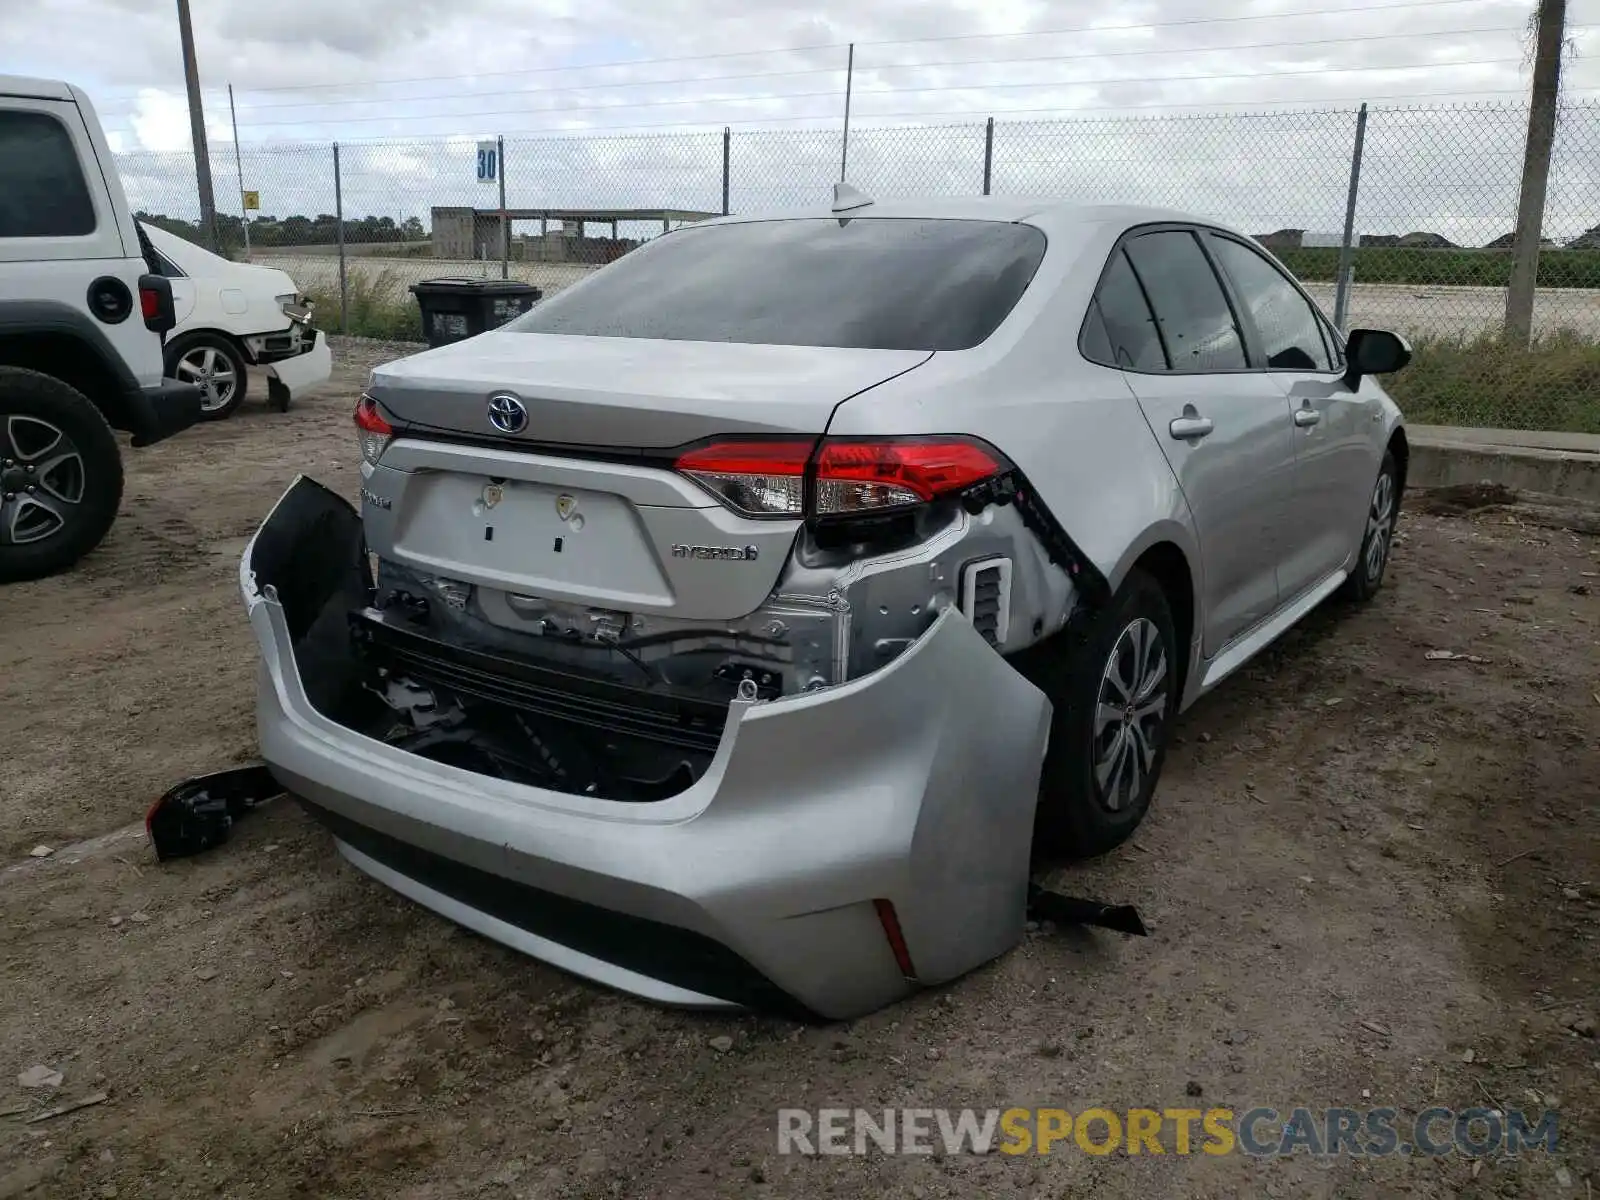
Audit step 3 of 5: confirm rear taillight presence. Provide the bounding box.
[674,436,1008,520]
[675,439,812,517]
[812,439,1005,517]
[139,287,160,320]
[355,395,393,466]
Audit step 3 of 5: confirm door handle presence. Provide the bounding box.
[1169,414,1214,441]
[1294,405,1321,428]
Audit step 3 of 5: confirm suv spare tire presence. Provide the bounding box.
[0,366,125,583]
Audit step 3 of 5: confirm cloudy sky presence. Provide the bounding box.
[5,0,1598,241]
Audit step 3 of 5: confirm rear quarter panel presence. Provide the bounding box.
[825,215,1201,601]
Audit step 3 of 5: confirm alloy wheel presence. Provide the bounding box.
[176,346,238,412]
[1092,616,1169,812]
[0,415,87,546]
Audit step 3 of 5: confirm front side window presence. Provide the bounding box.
[1123,230,1247,371]
[507,217,1048,352]
[0,111,96,238]
[1208,236,1333,371]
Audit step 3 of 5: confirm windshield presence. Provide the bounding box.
[506,217,1047,352]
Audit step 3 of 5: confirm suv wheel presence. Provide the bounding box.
[1032,568,1177,860]
[166,333,248,420]
[1339,449,1399,602]
[0,367,124,583]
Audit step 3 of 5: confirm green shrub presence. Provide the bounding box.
[1276,247,1600,288]
[1390,330,1600,433]
[304,269,423,341]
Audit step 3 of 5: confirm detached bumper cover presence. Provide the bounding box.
[240,476,1052,1020]
[124,376,203,447]
[264,331,333,404]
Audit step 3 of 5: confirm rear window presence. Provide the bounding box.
[506,217,1047,351]
[0,110,96,238]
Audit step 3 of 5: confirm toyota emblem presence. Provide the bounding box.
[487,392,528,435]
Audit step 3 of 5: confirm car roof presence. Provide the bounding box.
[0,75,76,102]
[698,195,1214,230]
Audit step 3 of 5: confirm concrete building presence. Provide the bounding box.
[430,206,721,263]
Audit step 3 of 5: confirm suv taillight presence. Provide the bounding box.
[675,436,1009,520]
[355,395,394,465]
[137,273,177,335]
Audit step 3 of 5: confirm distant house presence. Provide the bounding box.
[1396,231,1458,249]
[1483,231,1557,249]
[1254,228,1305,250]
[1568,225,1600,249]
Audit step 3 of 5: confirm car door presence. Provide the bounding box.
[1091,228,1299,656]
[1203,232,1380,600]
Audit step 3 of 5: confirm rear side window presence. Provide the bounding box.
[1208,236,1332,371]
[1124,231,1246,371]
[1084,250,1166,371]
[0,111,96,238]
[507,217,1048,352]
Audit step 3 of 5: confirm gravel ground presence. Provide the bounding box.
[0,337,1596,1198]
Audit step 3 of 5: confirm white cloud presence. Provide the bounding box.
[4,0,1596,243]
[125,87,232,152]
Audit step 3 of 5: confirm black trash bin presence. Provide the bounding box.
[409,277,543,348]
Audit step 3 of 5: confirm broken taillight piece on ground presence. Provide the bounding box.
[146,765,284,861]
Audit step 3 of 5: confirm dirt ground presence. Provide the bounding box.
[0,338,1596,1199]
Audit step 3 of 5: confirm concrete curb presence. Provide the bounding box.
[1408,425,1600,503]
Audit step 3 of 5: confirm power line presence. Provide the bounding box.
[93,0,1535,100]
[100,85,1600,150]
[233,58,1526,129]
[125,86,1580,147]
[211,26,1537,114]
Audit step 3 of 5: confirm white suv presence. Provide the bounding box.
[0,75,202,582]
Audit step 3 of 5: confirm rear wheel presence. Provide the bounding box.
[1032,568,1177,859]
[0,367,124,583]
[166,333,248,420]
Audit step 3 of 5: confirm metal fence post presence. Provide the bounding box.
[722,127,731,216]
[333,142,348,335]
[1333,103,1368,333]
[983,117,995,196]
[498,134,509,280]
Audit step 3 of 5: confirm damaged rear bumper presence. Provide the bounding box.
[241,476,1051,1020]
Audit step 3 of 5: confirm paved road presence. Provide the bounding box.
[270,253,1600,341]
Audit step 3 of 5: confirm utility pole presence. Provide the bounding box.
[176,0,218,252]
[1504,0,1566,345]
[228,84,250,259]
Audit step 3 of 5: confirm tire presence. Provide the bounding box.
[0,366,125,584]
[1031,568,1178,860]
[1338,450,1400,603]
[165,332,248,420]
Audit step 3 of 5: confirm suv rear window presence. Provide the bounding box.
[507,218,1047,351]
[0,111,96,238]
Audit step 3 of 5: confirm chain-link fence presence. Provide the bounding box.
[116,99,1600,432]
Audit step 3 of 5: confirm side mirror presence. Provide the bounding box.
[1343,327,1411,387]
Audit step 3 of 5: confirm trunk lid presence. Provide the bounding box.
[361,331,932,621]
[367,329,932,448]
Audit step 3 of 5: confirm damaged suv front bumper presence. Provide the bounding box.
[241,476,1052,1020]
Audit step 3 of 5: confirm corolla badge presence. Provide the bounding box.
[555,494,578,521]
[487,392,528,434]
